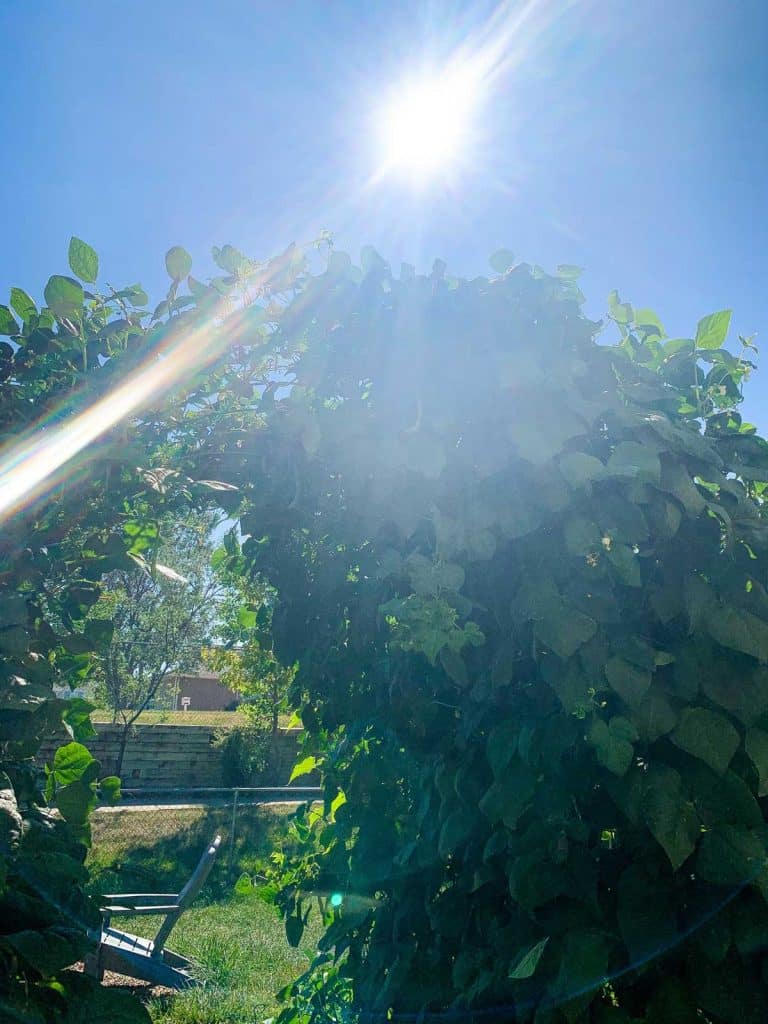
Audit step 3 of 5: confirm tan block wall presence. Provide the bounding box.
[38,723,305,790]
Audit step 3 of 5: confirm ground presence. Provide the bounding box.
[87,802,319,1024]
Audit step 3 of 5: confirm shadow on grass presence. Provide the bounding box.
[87,803,297,900]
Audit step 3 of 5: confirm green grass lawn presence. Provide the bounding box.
[87,804,319,1023]
[89,709,299,729]
[88,804,297,898]
[124,893,322,1024]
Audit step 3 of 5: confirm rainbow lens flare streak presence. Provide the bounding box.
[0,302,252,524]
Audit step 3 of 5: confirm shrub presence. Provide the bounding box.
[207,249,768,1024]
[214,717,271,786]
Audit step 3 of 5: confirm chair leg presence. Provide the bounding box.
[84,947,104,982]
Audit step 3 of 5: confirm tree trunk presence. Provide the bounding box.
[114,722,130,779]
[269,688,280,776]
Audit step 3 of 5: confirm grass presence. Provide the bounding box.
[128,893,322,1024]
[88,804,298,896]
[87,804,320,1023]
[89,709,298,729]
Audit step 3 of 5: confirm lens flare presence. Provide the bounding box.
[0,253,299,524]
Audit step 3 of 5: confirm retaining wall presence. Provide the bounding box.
[38,723,304,790]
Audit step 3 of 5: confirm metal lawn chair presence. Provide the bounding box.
[86,833,222,988]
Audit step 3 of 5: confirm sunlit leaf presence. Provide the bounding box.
[68,236,99,283]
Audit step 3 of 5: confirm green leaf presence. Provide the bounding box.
[99,776,121,804]
[56,779,97,824]
[360,245,386,275]
[687,764,762,829]
[234,873,253,895]
[84,618,114,648]
[0,304,19,335]
[478,759,536,828]
[43,275,83,320]
[438,809,473,857]
[508,937,548,979]
[289,755,318,783]
[608,289,633,324]
[745,727,768,795]
[52,742,97,786]
[68,236,99,283]
[286,912,304,948]
[606,543,642,587]
[558,452,605,490]
[534,604,597,659]
[633,307,666,338]
[556,264,583,280]
[606,441,661,484]
[705,604,768,663]
[671,707,739,775]
[489,249,515,274]
[588,717,636,775]
[696,310,732,350]
[122,284,149,307]
[563,516,601,556]
[641,763,699,870]
[56,974,153,1021]
[634,691,677,742]
[604,657,651,708]
[9,287,36,322]
[486,722,517,779]
[325,250,352,278]
[61,698,97,742]
[165,246,192,281]
[439,646,469,688]
[213,244,248,275]
[402,432,446,480]
[408,556,465,596]
[188,275,217,303]
[549,928,608,1010]
[696,825,766,886]
[237,606,258,629]
[5,929,87,978]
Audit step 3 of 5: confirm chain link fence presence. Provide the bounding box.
[87,787,321,896]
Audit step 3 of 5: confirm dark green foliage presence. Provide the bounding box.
[0,231,312,1020]
[0,240,213,1022]
[198,249,768,1022]
[4,229,768,1024]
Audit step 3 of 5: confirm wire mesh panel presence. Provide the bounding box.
[87,788,321,897]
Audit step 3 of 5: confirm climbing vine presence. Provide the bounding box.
[4,230,768,1024]
[204,248,768,1024]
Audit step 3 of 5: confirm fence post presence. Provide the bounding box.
[228,787,239,879]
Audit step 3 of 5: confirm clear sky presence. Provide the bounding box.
[1,0,767,424]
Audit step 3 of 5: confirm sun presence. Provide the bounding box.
[374,65,481,183]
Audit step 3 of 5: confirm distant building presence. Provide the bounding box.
[166,671,241,712]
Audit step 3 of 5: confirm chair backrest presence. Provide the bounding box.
[177,834,222,910]
[151,834,222,956]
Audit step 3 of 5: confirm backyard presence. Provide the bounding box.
[2,6,768,1023]
[86,804,321,1024]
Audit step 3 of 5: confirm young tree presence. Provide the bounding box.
[202,542,295,780]
[93,512,225,776]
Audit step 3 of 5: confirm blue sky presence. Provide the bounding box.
[2,0,767,424]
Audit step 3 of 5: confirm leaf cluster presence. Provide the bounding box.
[203,247,768,1024]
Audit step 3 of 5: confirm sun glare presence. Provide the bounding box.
[375,66,481,183]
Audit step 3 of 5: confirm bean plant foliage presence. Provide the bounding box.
[199,248,768,1024]
[4,230,768,1024]
[0,236,257,1022]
